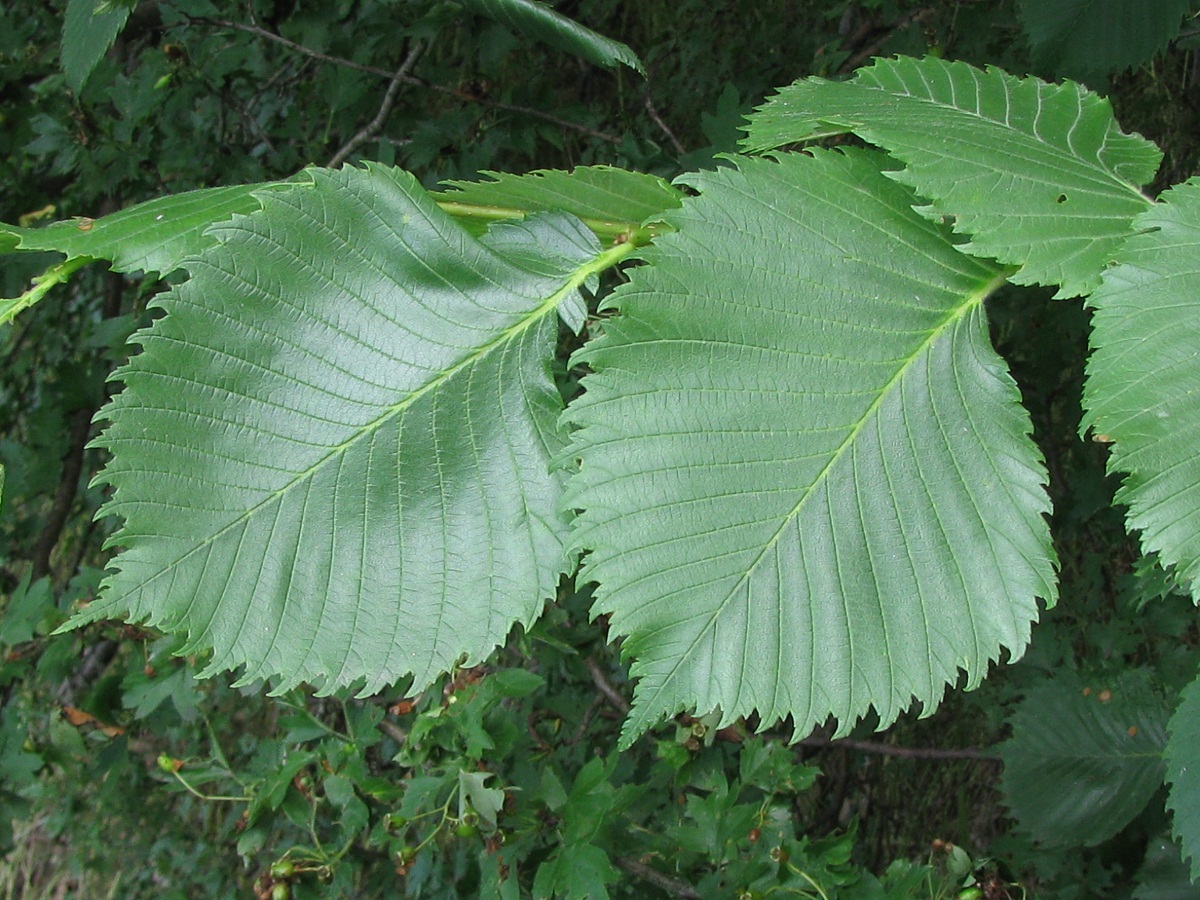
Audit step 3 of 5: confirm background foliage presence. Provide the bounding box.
[4,1,1200,897]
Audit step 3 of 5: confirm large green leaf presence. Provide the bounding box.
[1001,671,1169,848]
[456,0,643,74]
[1167,676,1200,881]
[65,164,623,694]
[1083,179,1200,597]
[565,148,1056,747]
[1019,0,1192,83]
[742,56,1159,298]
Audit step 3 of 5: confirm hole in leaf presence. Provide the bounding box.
[1056,193,1067,203]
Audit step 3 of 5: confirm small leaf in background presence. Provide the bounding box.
[458,770,505,826]
[532,842,620,900]
[0,575,53,645]
[742,55,1160,297]
[1018,0,1193,84]
[1001,670,1169,847]
[1083,178,1200,599]
[120,668,200,721]
[324,774,370,838]
[1166,676,1200,881]
[61,0,132,93]
[456,0,644,73]
[1134,835,1199,899]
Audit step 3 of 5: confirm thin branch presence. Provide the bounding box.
[31,407,92,580]
[584,657,630,714]
[327,42,425,167]
[839,7,936,74]
[377,718,408,746]
[614,857,701,900]
[799,736,999,761]
[188,16,624,145]
[643,93,685,155]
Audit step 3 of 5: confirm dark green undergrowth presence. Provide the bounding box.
[4,2,1200,898]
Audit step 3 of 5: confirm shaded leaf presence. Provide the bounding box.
[1134,836,1198,900]
[62,0,132,92]
[1019,0,1192,83]
[532,843,619,900]
[565,148,1056,747]
[1166,675,1200,880]
[1082,179,1200,597]
[0,576,53,645]
[742,56,1159,297]
[458,770,505,827]
[457,0,643,73]
[63,164,619,695]
[1001,670,1169,848]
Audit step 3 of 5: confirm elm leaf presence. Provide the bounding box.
[1083,179,1200,598]
[565,148,1056,746]
[62,163,622,695]
[743,56,1159,297]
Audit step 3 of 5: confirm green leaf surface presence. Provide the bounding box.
[565,148,1056,747]
[1019,0,1192,83]
[1001,671,1169,847]
[438,166,682,233]
[1082,179,1200,597]
[456,0,643,73]
[0,575,53,645]
[742,56,1159,298]
[458,770,505,827]
[61,0,132,92]
[532,843,619,900]
[2,181,299,276]
[1134,836,1198,900]
[1166,675,1200,880]
[65,163,617,695]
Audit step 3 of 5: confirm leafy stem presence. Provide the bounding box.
[435,199,667,245]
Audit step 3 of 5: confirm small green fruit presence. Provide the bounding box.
[455,821,479,838]
[269,860,295,880]
[270,883,291,900]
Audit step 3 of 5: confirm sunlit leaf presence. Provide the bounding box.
[1083,179,1200,598]
[1,181,301,276]
[63,164,622,695]
[438,166,682,238]
[1166,667,1200,879]
[565,148,1056,746]
[742,56,1159,297]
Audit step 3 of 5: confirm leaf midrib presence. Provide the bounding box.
[116,238,635,596]
[630,266,1014,730]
